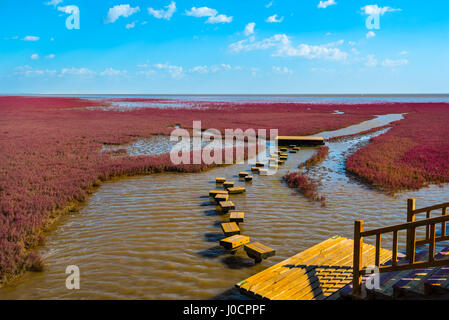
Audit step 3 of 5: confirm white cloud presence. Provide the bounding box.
[206,14,232,24]
[60,67,96,77]
[14,65,57,77]
[265,14,283,23]
[399,51,408,55]
[100,68,127,76]
[30,54,39,60]
[366,31,376,39]
[381,58,408,67]
[45,54,55,59]
[243,22,256,36]
[148,1,176,20]
[185,6,217,17]
[23,36,40,41]
[361,5,401,16]
[318,0,336,9]
[153,63,184,79]
[186,6,232,24]
[365,54,378,67]
[44,0,63,6]
[106,5,140,23]
[189,64,232,74]
[266,1,273,8]
[272,66,293,75]
[230,34,347,61]
[126,22,136,29]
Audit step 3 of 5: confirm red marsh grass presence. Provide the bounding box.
[283,172,326,206]
[299,146,330,169]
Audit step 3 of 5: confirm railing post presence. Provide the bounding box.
[406,198,416,262]
[352,220,364,296]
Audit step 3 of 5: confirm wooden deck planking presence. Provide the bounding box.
[236,236,392,300]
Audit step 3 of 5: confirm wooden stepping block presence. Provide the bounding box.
[229,211,244,223]
[223,181,235,189]
[219,201,235,212]
[251,167,260,173]
[289,150,298,153]
[209,190,229,197]
[220,234,249,250]
[227,187,246,194]
[255,162,265,167]
[279,147,288,152]
[259,169,268,175]
[216,177,226,184]
[270,154,278,158]
[221,222,240,237]
[244,242,276,263]
[214,193,229,202]
[293,146,301,151]
[244,175,253,182]
[278,160,285,165]
[279,152,288,157]
[238,172,249,178]
[279,156,288,161]
[289,145,297,148]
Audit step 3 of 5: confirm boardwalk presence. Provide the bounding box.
[236,235,392,300]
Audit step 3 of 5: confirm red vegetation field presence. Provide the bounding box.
[1,97,448,283]
[299,146,330,169]
[283,172,326,206]
[0,96,380,282]
[346,103,449,193]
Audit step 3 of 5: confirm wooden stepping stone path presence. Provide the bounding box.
[227,187,246,194]
[209,190,228,197]
[216,177,226,184]
[219,201,235,212]
[229,211,244,223]
[238,172,249,178]
[220,234,250,250]
[221,222,240,236]
[244,175,253,182]
[214,193,229,202]
[255,162,265,167]
[251,167,260,173]
[244,242,276,263]
[223,181,235,189]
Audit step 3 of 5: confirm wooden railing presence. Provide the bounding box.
[352,198,449,295]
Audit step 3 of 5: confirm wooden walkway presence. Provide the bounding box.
[236,235,392,300]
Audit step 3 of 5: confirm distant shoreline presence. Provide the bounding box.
[1,93,449,98]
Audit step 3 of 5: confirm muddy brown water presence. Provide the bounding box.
[1,114,448,299]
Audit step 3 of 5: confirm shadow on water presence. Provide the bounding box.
[221,255,255,270]
[197,246,227,259]
[211,287,253,300]
[204,232,224,242]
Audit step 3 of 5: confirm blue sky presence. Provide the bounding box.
[0,0,448,94]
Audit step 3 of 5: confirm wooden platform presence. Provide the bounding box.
[209,190,228,197]
[227,187,246,194]
[214,193,229,202]
[216,177,226,184]
[239,172,249,178]
[223,181,235,189]
[245,242,276,263]
[276,136,325,147]
[236,236,392,300]
[220,235,250,250]
[229,211,245,223]
[219,201,235,212]
[221,222,240,236]
[244,176,253,182]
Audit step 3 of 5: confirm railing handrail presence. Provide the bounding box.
[361,213,449,237]
[409,202,449,215]
[352,198,449,296]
